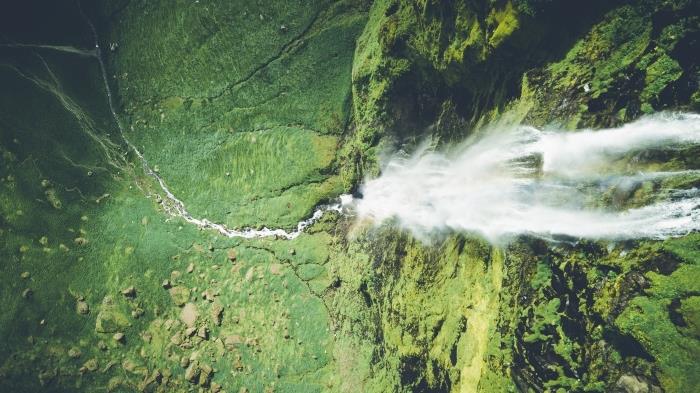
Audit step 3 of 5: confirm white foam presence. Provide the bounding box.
[355,113,700,241]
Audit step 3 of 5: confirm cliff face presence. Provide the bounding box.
[0,1,698,392]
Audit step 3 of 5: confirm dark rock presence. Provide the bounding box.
[121,286,136,298]
[76,300,90,315]
[21,288,33,299]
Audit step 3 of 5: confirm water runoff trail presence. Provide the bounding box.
[76,5,348,240]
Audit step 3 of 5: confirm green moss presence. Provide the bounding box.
[613,234,700,392]
[641,53,683,102]
[486,2,520,49]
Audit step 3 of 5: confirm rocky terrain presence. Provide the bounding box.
[0,0,699,392]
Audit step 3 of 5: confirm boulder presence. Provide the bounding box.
[180,303,198,327]
[168,286,190,306]
[184,361,200,383]
[67,347,81,359]
[121,286,136,298]
[210,301,224,326]
[95,308,130,333]
[76,300,90,315]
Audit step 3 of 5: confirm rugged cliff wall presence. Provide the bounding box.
[335,1,700,392]
[0,1,698,392]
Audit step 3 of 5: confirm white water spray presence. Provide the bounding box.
[355,113,700,241]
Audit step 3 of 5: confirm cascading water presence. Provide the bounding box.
[354,113,700,242]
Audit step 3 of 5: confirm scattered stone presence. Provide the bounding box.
[180,303,198,327]
[142,331,152,343]
[180,356,190,368]
[269,263,282,275]
[280,24,288,33]
[122,359,145,375]
[74,237,88,246]
[168,286,190,306]
[211,382,222,393]
[20,271,30,279]
[180,340,193,350]
[616,375,657,393]
[162,279,171,289]
[197,326,208,340]
[38,369,57,386]
[113,332,125,343]
[184,361,200,383]
[198,363,213,386]
[203,288,217,302]
[170,270,182,281]
[22,288,33,299]
[170,332,183,346]
[224,334,242,351]
[107,377,125,391]
[83,358,99,372]
[227,249,237,262]
[95,302,130,333]
[138,369,162,391]
[39,236,48,246]
[131,307,144,318]
[161,369,172,385]
[121,286,136,298]
[97,341,107,351]
[233,355,244,371]
[163,319,176,330]
[210,302,224,326]
[185,327,197,337]
[289,248,296,255]
[187,263,195,273]
[68,347,82,359]
[244,268,255,282]
[59,244,69,252]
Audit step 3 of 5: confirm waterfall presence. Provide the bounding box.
[355,113,700,241]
